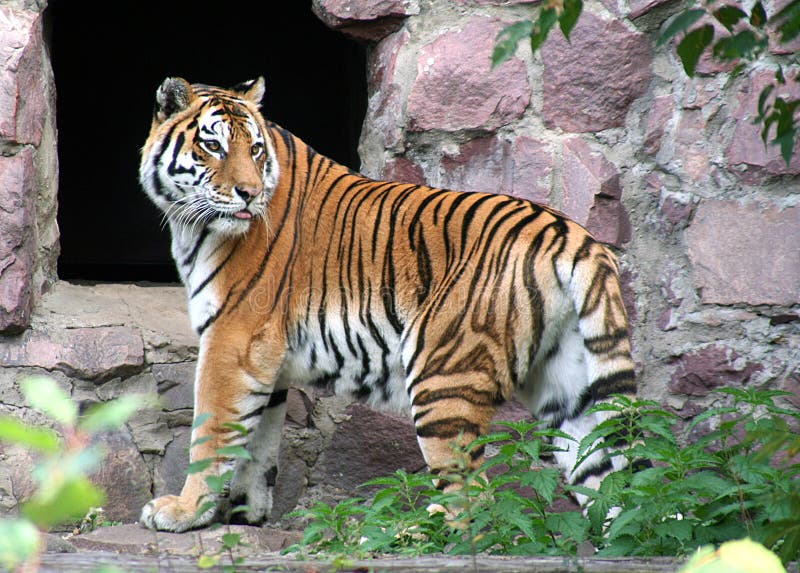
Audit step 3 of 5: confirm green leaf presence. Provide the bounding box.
[531,8,558,53]
[78,395,143,434]
[191,435,211,448]
[520,468,559,504]
[492,20,533,68]
[197,554,219,569]
[220,422,249,436]
[713,5,748,31]
[772,0,800,43]
[750,1,767,27]
[221,532,242,549]
[21,377,77,427]
[0,519,40,570]
[0,416,59,453]
[659,9,707,46]
[205,470,233,494]
[192,412,212,430]
[195,499,217,520]
[712,29,765,61]
[215,445,253,460]
[677,24,715,76]
[773,127,797,166]
[21,476,105,529]
[186,458,214,475]
[559,0,583,41]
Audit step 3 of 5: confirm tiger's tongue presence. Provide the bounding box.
[234,211,252,220]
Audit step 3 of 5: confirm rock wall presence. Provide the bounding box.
[314,0,800,419]
[0,0,59,335]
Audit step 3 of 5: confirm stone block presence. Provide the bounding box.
[542,12,650,132]
[318,402,425,491]
[0,150,35,334]
[560,139,630,246]
[726,70,800,180]
[154,425,190,497]
[541,12,650,132]
[382,156,426,185]
[364,30,409,154]
[643,95,673,156]
[669,346,763,397]
[406,17,529,132]
[510,136,553,205]
[0,7,46,145]
[441,137,509,194]
[312,0,418,41]
[153,361,196,411]
[686,200,800,305]
[89,430,152,524]
[0,325,144,381]
[438,136,553,205]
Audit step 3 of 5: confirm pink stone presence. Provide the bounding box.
[406,17,530,132]
[0,326,145,380]
[319,402,425,491]
[541,13,650,132]
[628,0,672,18]
[726,70,800,179]
[669,346,763,397]
[437,136,554,204]
[686,200,800,305]
[560,139,630,246]
[365,30,409,151]
[441,137,509,194]
[675,109,710,182]
[659,194,694,229]
[312,0,418,41]
[510,136,553,204]
[644,95,673,156]
[0,7,45,145]
[382,156,426,185]
[0,150,35,334]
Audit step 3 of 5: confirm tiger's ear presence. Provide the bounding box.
[154,77,195,123]
[231,77,266,106]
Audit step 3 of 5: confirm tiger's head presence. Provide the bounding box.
[139,77,279,237]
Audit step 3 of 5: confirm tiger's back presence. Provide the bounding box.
[138,77,635,532]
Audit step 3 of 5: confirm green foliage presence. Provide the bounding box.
[288,387,799,567]
[0,376,146,570]
[494,0,800,164]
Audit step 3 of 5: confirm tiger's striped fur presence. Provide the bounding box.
[138,77,636,532]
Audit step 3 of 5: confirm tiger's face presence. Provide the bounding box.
[139,77,279,236]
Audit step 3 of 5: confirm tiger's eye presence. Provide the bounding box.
[250,143,263,157]
[203,140,221,153]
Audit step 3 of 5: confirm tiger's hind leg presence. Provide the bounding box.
[521,241,636,509]
[406,369,503,515]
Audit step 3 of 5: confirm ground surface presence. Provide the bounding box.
[41,524,684,573]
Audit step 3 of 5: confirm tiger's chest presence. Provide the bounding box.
[279,309,411,412]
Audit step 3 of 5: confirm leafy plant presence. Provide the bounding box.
[190,419,254,572]
[493,0,800,164]
[0,376,145,571]
[287,387,799,567]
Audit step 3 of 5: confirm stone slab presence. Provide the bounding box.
[686,201,800,305]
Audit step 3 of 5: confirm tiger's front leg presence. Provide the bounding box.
[140,336,285,532]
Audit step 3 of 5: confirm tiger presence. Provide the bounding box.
[138,77,637,532]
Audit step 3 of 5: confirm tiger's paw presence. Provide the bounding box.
[139,494,217,532]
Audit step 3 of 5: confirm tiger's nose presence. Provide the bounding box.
[234,186,262,201]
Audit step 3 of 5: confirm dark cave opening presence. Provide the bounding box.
[47,1,367,283]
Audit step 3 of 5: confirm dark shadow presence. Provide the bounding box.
[46,1,366,283]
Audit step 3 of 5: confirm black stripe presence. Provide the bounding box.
[584,329,629,354]
[267,389,288,407]
[190,240,240,299]
[571,457,614,485]
[415,417,481,439]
